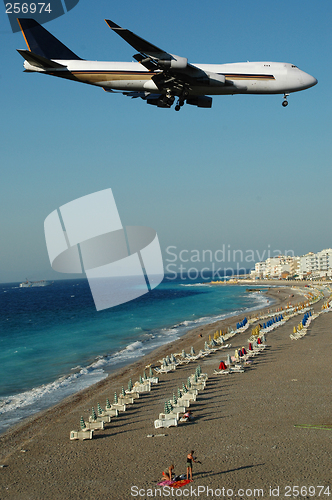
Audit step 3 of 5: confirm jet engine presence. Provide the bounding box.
[186,96,213,108]
[158,55,188,69]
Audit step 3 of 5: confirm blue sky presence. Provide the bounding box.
[0,0,331,282]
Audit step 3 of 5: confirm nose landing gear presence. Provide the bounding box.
[282,93,289,107]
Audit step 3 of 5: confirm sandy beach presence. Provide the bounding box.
[0,284,331,500]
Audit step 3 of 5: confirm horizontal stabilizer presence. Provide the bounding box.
[17,18,82,60]
[17,49,67,69]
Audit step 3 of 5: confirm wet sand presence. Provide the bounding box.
[0,285,331,500]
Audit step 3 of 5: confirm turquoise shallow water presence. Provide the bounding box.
[0,275,268,433]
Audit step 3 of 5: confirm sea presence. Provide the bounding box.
[0,274,270,435]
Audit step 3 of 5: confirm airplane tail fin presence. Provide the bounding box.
[17,18,82,60]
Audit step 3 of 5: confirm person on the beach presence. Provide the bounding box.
[162,464,174,481]
[186,450,197,480]
[183,410,193,422]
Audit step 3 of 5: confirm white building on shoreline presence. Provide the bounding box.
[251,248,332,280]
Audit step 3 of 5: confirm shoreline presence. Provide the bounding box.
[1,283,330,499]
[0,284,271,435]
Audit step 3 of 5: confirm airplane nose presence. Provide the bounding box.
[302,72,318,89]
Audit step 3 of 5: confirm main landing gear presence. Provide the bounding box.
[175,98,185,111]
[174,90,189,111]
[282,93,289,107]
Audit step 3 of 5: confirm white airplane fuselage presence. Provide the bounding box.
[23,59,317,96]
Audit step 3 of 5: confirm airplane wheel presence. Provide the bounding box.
[282,100,288,107]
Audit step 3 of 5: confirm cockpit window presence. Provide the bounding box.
[291,65,298,68]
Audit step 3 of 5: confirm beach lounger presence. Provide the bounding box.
[229,366,245,373]
[70,430,93,441]
[154,418,178,429]
[89,414,111,423]
[179,393,197,402]
[111,403,126,412]
[118,396,135,404]
[83,420,105,430]
[197,349,210,357]
[101,408,119,417]
[146,376,159,384]
[168,404,186,413]
[189,382,205,390]
[159,411,181,420]
[186,387,199,395]
[175,398,190,408]
[213,369,230,375]
[133,382,151,392]
[125,390,140,398]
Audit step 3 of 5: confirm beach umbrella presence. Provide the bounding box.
[187,377,191,389]
[91,407,97,421]
[149,367,153,378]
[121,386,126,397]
[173,393,177,405]
[106,398,111,410]
[80,416,86,430]
[182,349,186,358]
[226,354,232,365]
[143,371,147,380]
[248,343,252,352]
[204,341,209,350]
[128,379,133,391]
[194,373,198,383]
[219,361,227,370]
[114,392,118,404]
[139,375,143,384]
[178,387,182,398]
[196,365,201,376]
[182,382,188,393]
[168,401,174,412]
[97,402,103,415]
[190,346,195,355]
[164,402,170,414]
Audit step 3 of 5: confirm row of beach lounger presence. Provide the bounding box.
[70,370,159,440]
[154,366,208,429]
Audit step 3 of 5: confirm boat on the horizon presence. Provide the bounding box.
[19,279,53,288]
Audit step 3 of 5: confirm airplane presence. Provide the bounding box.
[17,18,317,111]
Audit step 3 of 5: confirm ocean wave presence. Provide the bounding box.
[0,366,107,433]
[180,283,212,287]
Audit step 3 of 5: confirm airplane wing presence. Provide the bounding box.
[104,19,218,93]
